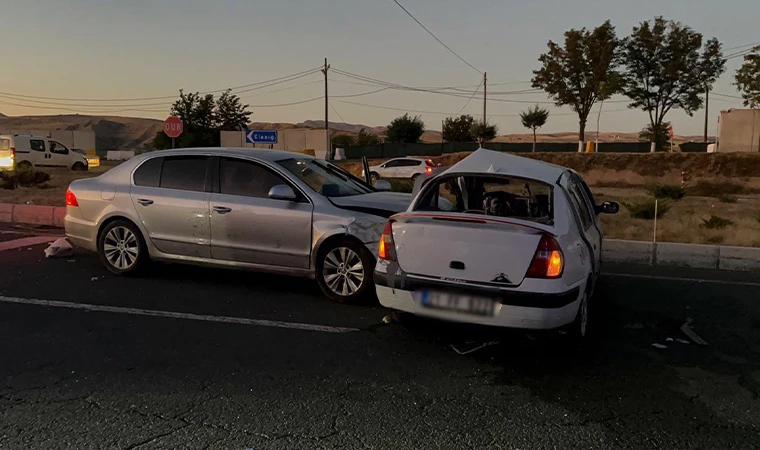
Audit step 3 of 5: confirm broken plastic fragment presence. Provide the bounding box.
[44,238,74,259]
[382,315,392,324]
[451,341,499,355]
[651,343,668,349]
[680,319,709,346]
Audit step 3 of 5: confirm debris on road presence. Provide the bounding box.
[44,238,74,259]
[651,343,668,349]
[382,315,393,324]
[91,277,98,282]
[680,318,709,346]
[676,338,690,345]
[451,341,499,355]
[666,337,674,342]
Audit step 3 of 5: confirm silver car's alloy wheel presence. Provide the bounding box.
[103,226,139,270]
[322,247,365,297]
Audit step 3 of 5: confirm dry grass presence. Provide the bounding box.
[0,166,111,206]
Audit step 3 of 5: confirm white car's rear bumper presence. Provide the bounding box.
[377,285,581,330]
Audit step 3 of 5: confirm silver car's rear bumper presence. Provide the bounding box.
[64,214,98,252]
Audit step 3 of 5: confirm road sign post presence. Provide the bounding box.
[164,116,183,149]
[245,130,278,145]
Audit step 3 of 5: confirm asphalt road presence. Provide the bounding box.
[0,224,759,449]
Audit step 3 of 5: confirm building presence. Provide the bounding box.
[718,109,760,153]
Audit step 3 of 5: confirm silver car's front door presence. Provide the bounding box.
[130,155,211,258]
[210,157,313,269]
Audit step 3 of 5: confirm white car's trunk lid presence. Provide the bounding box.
[391,214,553,286]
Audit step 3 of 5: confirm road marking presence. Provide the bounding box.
[605,272,760,288]
[0,236,62,252]
[0,296,359,334]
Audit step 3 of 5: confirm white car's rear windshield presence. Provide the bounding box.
[414,174,554,224]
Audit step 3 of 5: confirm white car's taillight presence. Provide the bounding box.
[525,234,563,279]
[378,221,396,261]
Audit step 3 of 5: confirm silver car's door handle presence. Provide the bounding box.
[137,199,154,206]
[213,206,232,214]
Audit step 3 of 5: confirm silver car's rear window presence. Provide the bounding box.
[414,174,554,224]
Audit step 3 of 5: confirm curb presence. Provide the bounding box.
[1,203,66,228]
[603,239,760,272]
[2,203,759,273]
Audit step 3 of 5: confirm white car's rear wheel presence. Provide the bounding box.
[316,239,374,304]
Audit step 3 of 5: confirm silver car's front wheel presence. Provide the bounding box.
[98,220,147,275]
[316,239,374,304]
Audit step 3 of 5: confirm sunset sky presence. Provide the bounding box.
[1,0,754,135]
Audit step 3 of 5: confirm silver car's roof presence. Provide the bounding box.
[148,147,318,162]
[445,148,567,183]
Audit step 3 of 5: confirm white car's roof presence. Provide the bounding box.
[445,148,567,183]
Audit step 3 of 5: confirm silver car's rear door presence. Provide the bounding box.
[130,155,211,258]
[209,157,313,269]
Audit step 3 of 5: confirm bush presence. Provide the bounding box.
[701,215,734,229]
[389,179,414,193]
[649,184,685,200]
[624,199,670,220]
[718,195,737,203]
[0,170,52,190]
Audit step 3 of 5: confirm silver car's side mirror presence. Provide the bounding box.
[268,184,297,201]
[374,180,392,192]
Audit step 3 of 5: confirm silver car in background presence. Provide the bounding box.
[64,148,411,303]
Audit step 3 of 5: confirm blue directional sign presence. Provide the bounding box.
[246,130,278,144]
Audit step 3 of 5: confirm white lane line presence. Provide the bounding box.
[0,236,62,252]
[605,272,760,288]
[0,296,359,334]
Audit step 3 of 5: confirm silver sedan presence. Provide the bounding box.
[64,148,411,303]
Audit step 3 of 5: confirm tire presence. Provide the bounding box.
[316,238,375,304]
[567,291,589,340]
[72,162,86,171]
[98,220,148,276]
[16,161,33,172]
[370,172,380,184]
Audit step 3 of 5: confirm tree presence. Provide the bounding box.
[331,134,356,148]
[470,120,498,143]
[639,121,671,152]
[532,20,622,143]
[152,90,220,149]
[385,114,425,143]
[519,105,550,152]
[622,17,726,151]
[215,89,251,131]
[356,128,381,145]
[735,46,760,108]
[442,114,475,142]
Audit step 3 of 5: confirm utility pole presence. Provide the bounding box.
[322,58,330,158]
[482,72,487,124]
[704,83,710,143]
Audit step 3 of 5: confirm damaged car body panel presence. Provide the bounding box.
[374,148,618,336]
[64,148,411,303]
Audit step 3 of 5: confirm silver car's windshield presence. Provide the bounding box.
[277,158,374,198]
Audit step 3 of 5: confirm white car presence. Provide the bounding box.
[0,134,89,171]
[374,149,619,338]
[362,157,436,183]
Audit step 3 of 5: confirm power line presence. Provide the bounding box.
[329,102,346,123]
[724,41,760,52]
[0,67,322,103]
[389,0,481,74]
[246,96,324,108]
[456,78,483,115]
[713,92,743,99]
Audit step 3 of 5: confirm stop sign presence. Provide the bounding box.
[164,116,183,138]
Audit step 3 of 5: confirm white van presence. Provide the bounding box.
[0,135,89,171]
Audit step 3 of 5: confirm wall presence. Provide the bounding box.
[220,129,329,159]
[718,109,760,153]
[0,129,97,153]
[342,141,653,160]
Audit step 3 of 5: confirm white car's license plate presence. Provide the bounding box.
[416,291,497,317]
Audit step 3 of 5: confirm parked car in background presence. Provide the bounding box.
[0,135,88,171]
[0,136,14,171]
[72,148,100,168]
[374,149,619,338]
[362,157,437,183]
[65,148,412,303]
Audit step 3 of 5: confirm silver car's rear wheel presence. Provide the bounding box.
[98,220,148,275]
[103,226,139,270]
[316,239,374,304]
